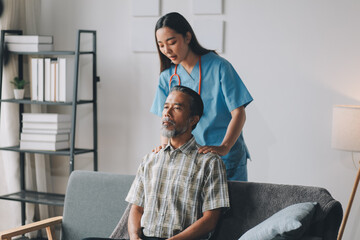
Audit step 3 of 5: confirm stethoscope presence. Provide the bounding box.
[169,56,202,95]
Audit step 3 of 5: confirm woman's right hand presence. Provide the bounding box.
[152,144,167,153]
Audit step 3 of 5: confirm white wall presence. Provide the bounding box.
[36,0,360,239]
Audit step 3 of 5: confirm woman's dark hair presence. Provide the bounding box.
[155,12,215,73]
[170,85,203,130]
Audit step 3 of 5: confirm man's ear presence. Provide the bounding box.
[190,115,200,128]
[185,32,192,44]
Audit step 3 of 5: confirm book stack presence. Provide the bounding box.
[30,57,74,102]
[20,113,71,151]
[5,35,54,52]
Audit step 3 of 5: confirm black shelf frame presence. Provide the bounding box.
[0,191,65,206]
[0,29,99,225]
[0,98,94,105]
[0,146,95,155]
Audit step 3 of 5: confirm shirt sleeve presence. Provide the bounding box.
[150,71,171,117]
[219,60,253,112]
[201,156,230,212]
[125,162,145,207]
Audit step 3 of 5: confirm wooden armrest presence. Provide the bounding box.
[0,216,62,240]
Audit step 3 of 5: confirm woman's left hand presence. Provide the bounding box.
[198,145,230,156]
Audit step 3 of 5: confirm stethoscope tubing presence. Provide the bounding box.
[169,56,202,95]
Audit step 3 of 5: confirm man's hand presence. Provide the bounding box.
[130,237,142,240]
[167,209,222,240]
[198,145,230,156]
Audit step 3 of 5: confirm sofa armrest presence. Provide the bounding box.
[0,216,62,240]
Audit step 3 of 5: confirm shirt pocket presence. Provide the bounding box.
[177,174,193,185]
[170,174,192,198]
[176,174,204,199]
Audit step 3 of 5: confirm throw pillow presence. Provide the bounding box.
[239,202,318,240]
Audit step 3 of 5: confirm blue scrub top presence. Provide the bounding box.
[151,52,253,181]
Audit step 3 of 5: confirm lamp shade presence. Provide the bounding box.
[332,105,360,152]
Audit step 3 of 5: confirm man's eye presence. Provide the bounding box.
[169,41,176,45]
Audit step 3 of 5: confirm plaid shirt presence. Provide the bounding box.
[126,137,230,239]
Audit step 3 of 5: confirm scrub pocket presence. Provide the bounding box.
[223,144,248,181]
[226,162,247,181]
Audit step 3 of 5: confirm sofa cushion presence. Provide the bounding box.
[239,202,317,240]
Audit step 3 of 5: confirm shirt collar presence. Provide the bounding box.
[164,136,197,155]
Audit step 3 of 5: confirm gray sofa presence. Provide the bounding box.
[212,181,342,240]
[0,170,342,240]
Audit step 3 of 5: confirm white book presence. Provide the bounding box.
[22,128,71,134]
[58,57,74,102]
[30,58,38,101]
[5,35,53,44]
[7,43,53,52]
[23,122,71,130]
[50,60,59,101]
[55,60,60,102]
[38,58,44,101]
[44,58,51,101]
[21,133,69,142]
[22,113,71,122]
[20,140,69,151]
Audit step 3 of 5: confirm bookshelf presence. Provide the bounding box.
[0,29,99,225]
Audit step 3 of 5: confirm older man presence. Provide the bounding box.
[126,86,229,240]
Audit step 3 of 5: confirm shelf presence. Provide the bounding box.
[0,190,64,206]
[0,146,95,155]
[7,50,95,56]
[79,51,95,55]
[7,50,75,56]
[0,29,98,225]
[0,98,94,105]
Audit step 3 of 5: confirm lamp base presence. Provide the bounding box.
[337,164,360,240]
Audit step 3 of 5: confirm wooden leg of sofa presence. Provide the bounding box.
[46,226,57,240]
[337,165,360,240]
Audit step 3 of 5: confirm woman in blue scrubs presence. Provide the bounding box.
[151,12,253,181]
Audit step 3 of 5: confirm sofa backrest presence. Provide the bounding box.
[211,181,343,240]
[61,171,134,240]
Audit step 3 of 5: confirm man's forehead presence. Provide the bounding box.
[165,91,190,105]
[164,102,184,106]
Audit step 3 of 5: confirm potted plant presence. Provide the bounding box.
[10,77,28,99]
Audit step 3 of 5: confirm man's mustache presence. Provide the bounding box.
[162,117,175,126]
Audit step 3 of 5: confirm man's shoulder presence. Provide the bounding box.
[199,152,223,165]
[141,150,162,165]
[194,144,223,163]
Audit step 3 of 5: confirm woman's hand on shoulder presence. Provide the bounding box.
[152,143,167,153]
[198,145,230,156]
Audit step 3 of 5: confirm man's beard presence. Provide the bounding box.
[161,117,189,138]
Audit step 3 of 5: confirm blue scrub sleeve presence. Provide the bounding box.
[220,61,253,112]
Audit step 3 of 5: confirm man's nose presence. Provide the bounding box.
[163,107,171,117]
